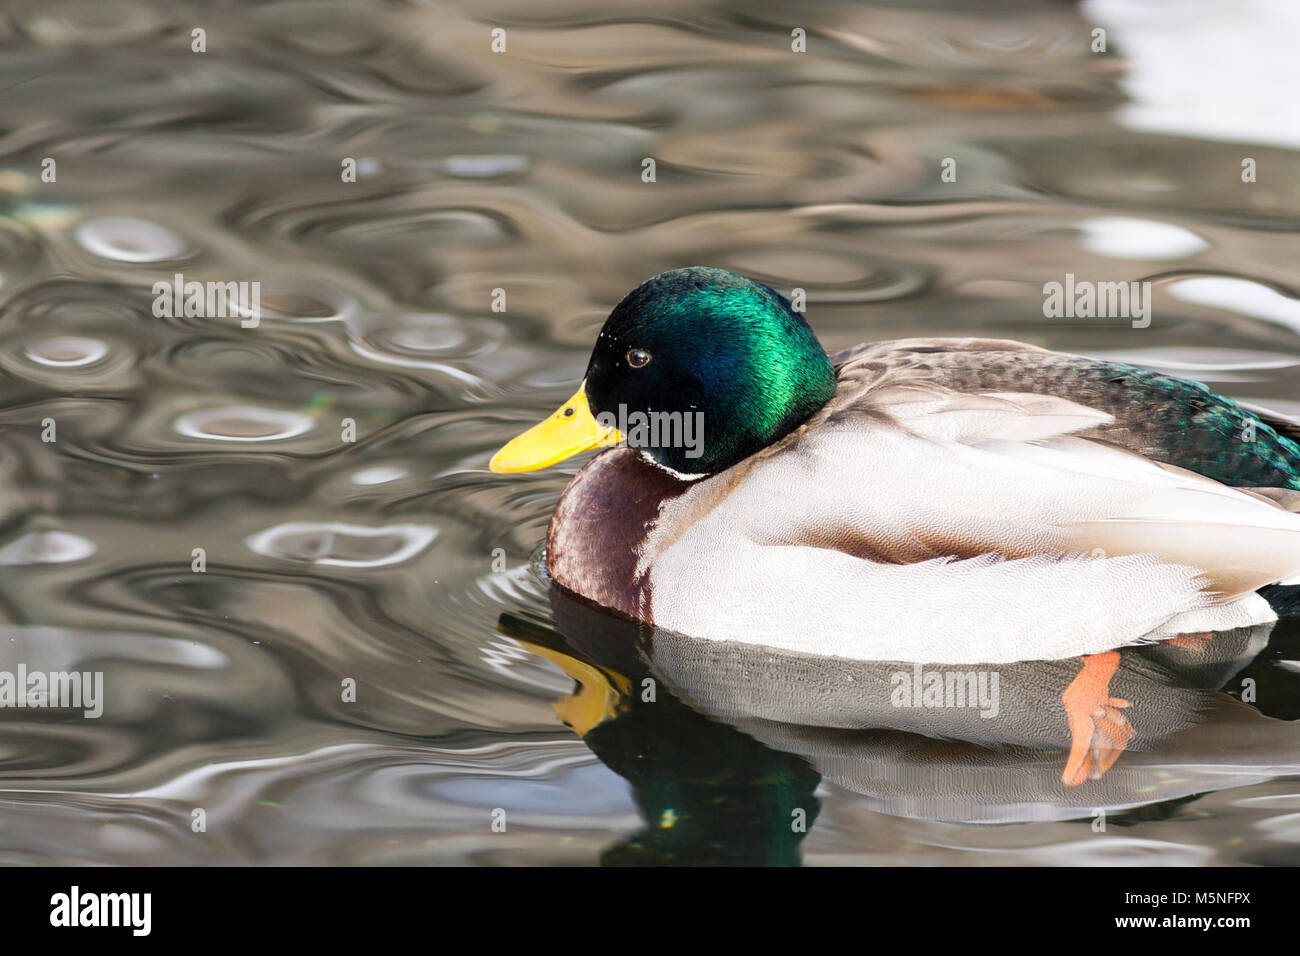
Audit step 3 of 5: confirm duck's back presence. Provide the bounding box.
[831,337,1300,491]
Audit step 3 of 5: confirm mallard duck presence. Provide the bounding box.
[490,266,1300,781]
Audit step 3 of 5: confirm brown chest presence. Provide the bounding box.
[545,449,691,620]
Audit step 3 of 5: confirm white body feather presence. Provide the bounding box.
[640,390,1299,664]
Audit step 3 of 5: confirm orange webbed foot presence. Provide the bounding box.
[1061,650,1134,786]
[1167,631,1213,652]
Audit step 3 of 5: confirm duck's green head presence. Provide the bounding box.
[491,267,837,476]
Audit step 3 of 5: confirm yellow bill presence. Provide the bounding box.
[489,382,622,473]
[511,638,631,736]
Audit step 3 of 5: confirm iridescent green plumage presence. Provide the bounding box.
[1079,361,1300,490]
[583,267,836,474]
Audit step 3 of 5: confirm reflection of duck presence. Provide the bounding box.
[507,585,1300,847]
[502,609,821,866]
[491,267,1300,781]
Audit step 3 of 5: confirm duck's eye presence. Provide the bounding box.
[561,406,575,418]
[626,349,651,369]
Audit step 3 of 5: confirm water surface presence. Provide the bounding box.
[2,0,1300,864]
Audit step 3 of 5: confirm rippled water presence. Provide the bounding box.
[2,0,1300,865]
